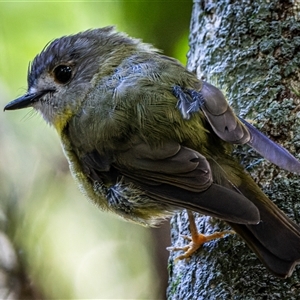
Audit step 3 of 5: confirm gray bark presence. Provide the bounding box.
[167,1,300,299]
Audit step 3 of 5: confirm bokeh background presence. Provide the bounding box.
[0,1,192,299]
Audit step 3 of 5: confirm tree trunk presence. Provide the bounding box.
[167,1,300,299]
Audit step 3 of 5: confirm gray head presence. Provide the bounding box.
[4,27,153,130]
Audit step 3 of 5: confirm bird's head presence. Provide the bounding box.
[4,27,148,132]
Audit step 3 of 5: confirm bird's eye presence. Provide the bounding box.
[53,65,72,84]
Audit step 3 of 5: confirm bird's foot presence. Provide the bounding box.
[167,211,235,261]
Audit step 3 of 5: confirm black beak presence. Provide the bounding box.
[4,90,52,111]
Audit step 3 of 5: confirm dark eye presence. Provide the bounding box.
[53,65,72,84]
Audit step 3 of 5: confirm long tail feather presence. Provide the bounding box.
[239,117,300,174]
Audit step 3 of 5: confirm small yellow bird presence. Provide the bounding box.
[4,27,300,278]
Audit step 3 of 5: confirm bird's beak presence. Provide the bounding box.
[4,90,51,111]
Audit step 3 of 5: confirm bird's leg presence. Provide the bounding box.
[167,210,235,261]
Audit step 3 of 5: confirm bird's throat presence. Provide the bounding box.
[52,108,74,134]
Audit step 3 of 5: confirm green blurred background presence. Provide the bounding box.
[0,1,192,299]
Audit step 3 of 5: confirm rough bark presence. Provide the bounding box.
[167,1,300,299]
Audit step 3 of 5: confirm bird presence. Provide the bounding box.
[4,27,300,278]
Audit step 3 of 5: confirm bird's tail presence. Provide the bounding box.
[210,158,300,278]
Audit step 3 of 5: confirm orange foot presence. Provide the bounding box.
[167,210,235,261]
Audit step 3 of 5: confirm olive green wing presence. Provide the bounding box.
[174,81,300,174]
[113,140,259,224]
